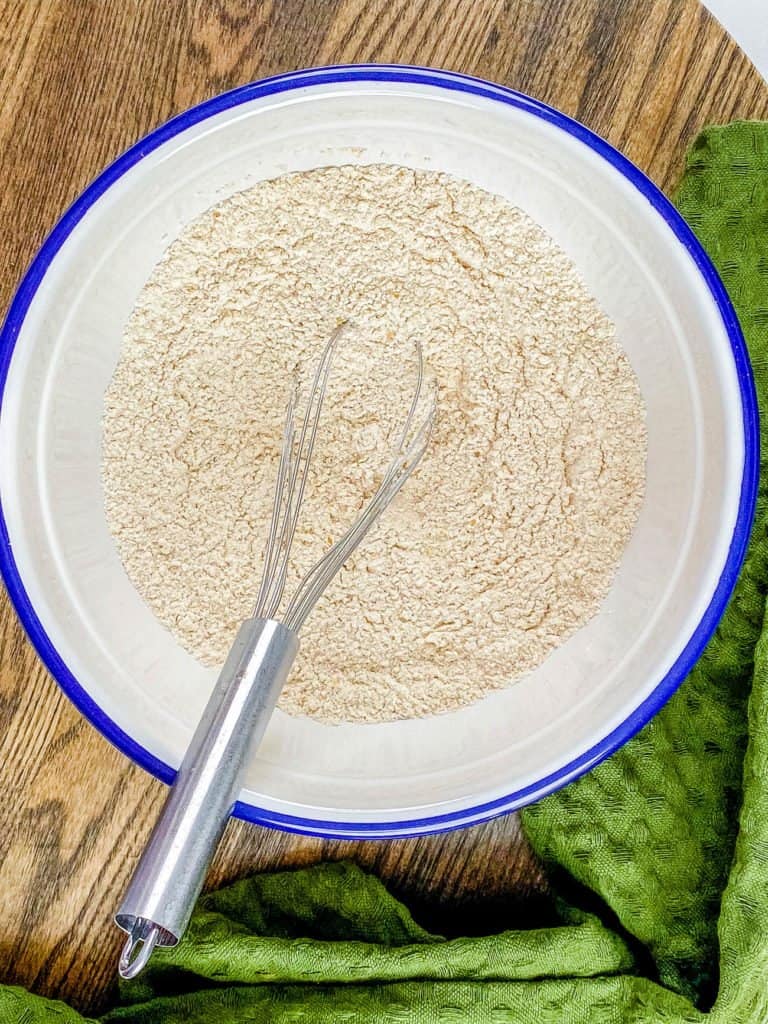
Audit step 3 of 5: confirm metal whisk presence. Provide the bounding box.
[115,324,435,979]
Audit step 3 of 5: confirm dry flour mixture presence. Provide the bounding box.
[103,164,646,723]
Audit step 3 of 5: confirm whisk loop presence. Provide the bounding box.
[255,322,435,630]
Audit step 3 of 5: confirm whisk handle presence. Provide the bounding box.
[115,617,298,978]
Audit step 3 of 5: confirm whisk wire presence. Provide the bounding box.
[284,342,435,631]
[253,400,294,615]
[254,325,344,619]
[285,402,435,630]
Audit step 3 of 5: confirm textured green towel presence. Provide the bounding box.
[3,122,768,1024]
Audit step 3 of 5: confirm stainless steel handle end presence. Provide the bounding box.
[115,617,298,979]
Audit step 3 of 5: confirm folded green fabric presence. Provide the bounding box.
[3,121,768,1024]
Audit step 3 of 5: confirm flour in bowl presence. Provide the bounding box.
[102,164,646,723]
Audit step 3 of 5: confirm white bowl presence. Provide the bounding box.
[0,66,757,838]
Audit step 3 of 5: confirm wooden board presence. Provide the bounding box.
[1,0,767,1013]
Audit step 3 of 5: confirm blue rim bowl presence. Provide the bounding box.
[0,65,758,838]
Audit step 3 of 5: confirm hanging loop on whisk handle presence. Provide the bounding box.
[115,617,299,977]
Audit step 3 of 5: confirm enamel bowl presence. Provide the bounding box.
[0,66,756,837]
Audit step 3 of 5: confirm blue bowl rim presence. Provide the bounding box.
[0,64,758,838]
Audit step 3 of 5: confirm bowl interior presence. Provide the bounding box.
[0,72,746,835]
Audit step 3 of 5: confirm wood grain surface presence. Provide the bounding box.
[1,0,767,1013]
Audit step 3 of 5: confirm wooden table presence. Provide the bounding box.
[2,0,767,1013]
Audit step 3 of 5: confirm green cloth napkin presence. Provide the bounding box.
[3,121,768,1024]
